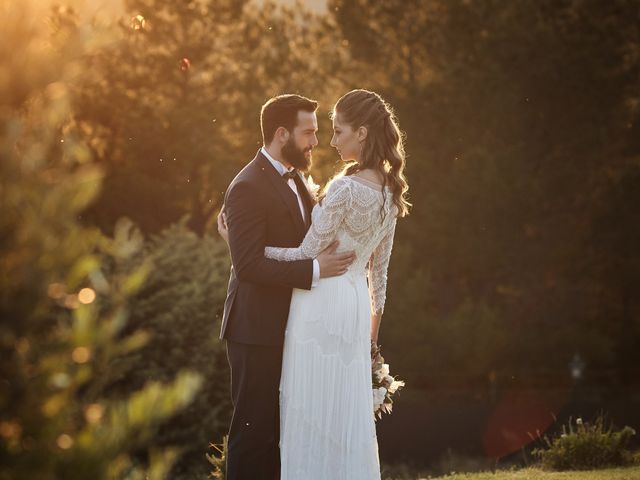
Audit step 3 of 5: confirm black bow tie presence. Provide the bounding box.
[282,170,298,180]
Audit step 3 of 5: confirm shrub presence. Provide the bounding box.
[101,219,232,479]
[533,414,636,470]
[206,435,228,479]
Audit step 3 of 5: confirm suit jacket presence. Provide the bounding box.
[220,150,315,346]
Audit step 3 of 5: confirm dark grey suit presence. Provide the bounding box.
[221,150,315,480]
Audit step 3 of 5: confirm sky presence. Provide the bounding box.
[30,0,327,16]
[263,0,326,12]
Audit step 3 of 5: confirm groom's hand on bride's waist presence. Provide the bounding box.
[317,241,356,278]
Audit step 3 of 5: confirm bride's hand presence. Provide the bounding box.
[370,340,380,359]
[217,207,229,245]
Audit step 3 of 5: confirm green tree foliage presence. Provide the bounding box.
[588,162,640,384]
[38,2,352,474]
[5,0,639,472]
[102,218,232,479]
[0,3,202,478]
[329,0,640,384]
[74,0,349,234]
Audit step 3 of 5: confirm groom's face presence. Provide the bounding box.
[281,110,318,171]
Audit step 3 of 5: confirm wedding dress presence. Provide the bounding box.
[264,175,397,480]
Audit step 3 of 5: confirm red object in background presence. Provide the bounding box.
[482,388,569,458]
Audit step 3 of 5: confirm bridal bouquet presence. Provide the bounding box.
[371,345,405,420]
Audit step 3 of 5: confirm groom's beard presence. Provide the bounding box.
[282,137,312,171]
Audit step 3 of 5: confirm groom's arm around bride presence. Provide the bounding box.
[219,175,352,345]
[218,94,354,480]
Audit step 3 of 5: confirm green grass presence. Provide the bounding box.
[384,466,640,480]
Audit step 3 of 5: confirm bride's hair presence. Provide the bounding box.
[327,89,411,219]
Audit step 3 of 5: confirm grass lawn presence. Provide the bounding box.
[388,466,640,480]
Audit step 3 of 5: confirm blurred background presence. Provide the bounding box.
[1,0,639,478]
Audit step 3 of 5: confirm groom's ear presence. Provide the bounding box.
[274,126,290,144]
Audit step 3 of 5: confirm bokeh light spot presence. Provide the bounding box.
[0,421,22,439]
[72,347,91,364]
[56,434,73,449]
[78,288,96,304]
[63,295,79,309]
[85,403,104,424]
[51,372,70,388]
[47,283,66,299]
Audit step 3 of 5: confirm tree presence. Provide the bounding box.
[330,0,640,384]
[74,0,350,235]
[0,4,202,478]
[101,219,232,479]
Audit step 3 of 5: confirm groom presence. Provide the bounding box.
[218,94,355,480]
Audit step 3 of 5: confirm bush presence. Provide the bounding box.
[533,415,636,470]
[102,218,232,479]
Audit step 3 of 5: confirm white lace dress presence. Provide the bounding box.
[264,175,397,480]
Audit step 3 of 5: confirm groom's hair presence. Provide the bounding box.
[261,94,318,145]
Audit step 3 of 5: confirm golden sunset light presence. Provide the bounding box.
[2,0,639,479]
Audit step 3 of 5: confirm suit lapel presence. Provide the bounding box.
[256,152,306,237]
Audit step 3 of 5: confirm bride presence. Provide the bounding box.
[266,89,410,479]
[221,89,410,479]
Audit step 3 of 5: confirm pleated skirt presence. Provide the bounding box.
[279,271,381,480]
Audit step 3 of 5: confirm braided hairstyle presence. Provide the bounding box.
[328,89,411,219]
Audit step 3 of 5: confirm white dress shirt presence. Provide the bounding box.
[261,147,320,287]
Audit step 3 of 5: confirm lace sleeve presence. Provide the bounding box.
[265,177,352,261]
[368,217,397,314]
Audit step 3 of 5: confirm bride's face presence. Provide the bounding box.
[330,113,360,162]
